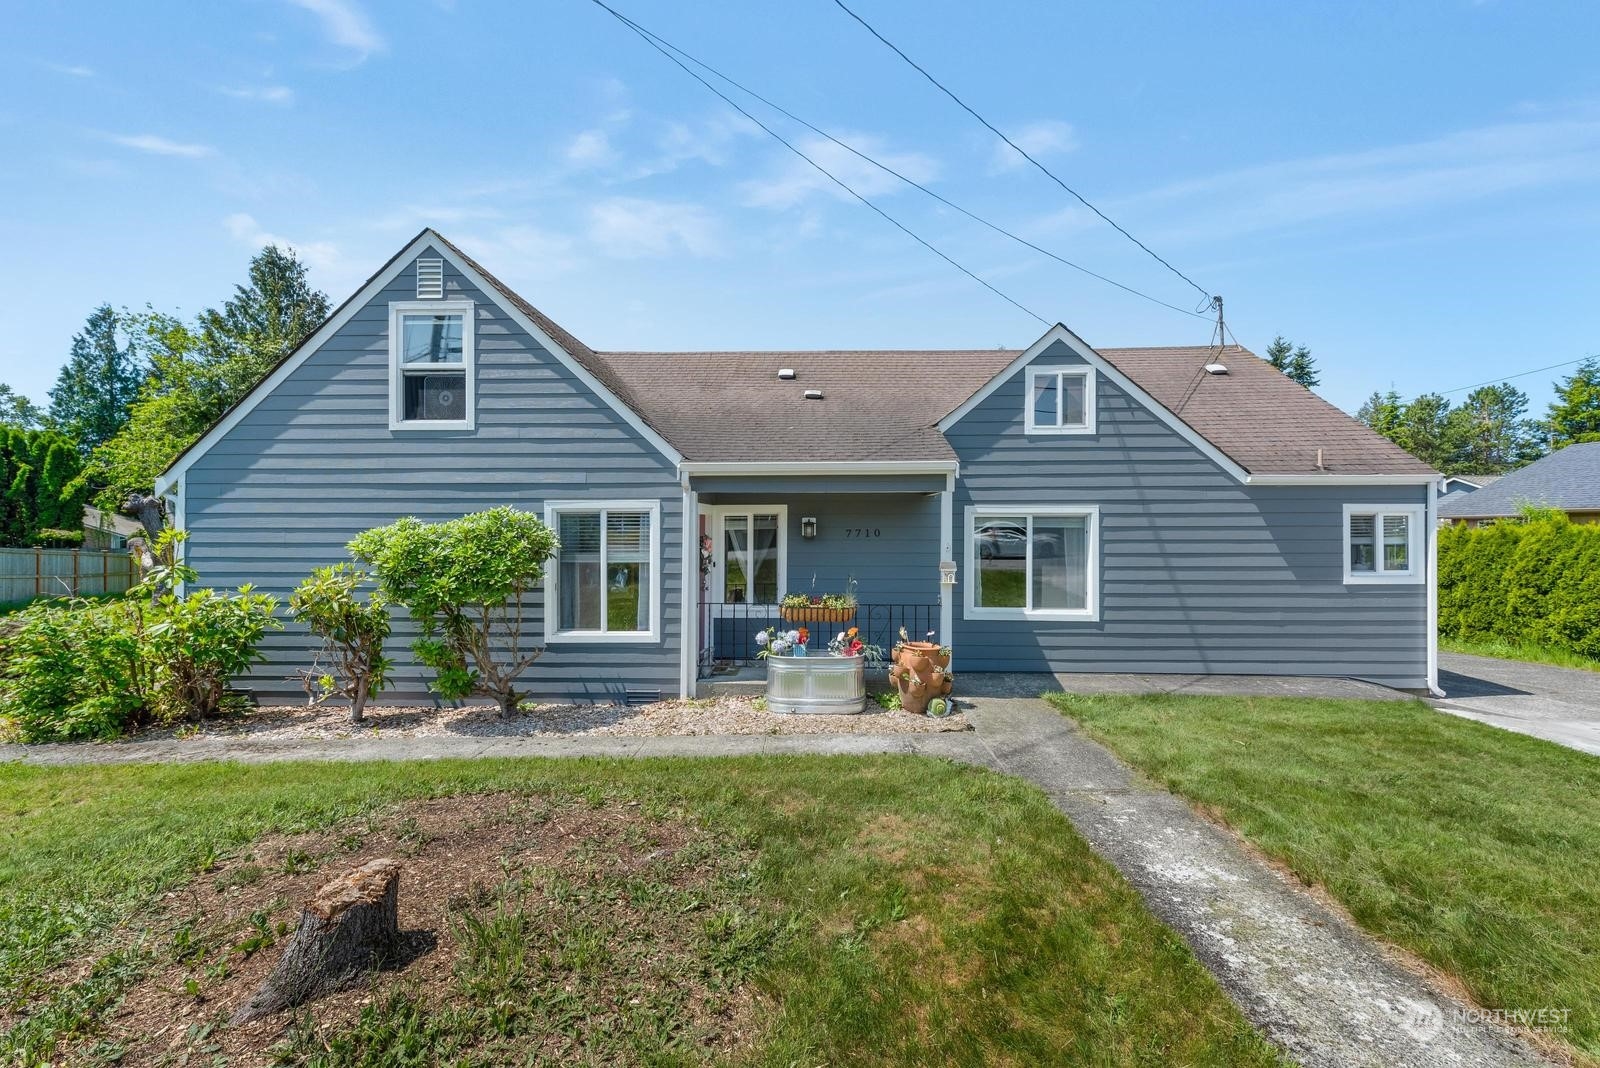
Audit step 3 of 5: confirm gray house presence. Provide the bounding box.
[1439,443,1600,525]
[157,230,1443,701]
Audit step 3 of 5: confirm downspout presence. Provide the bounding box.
[679,471,698,699]
[939,471,955,669]
[1426,477,1443,697]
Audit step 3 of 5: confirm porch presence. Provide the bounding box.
[686,469,954,676]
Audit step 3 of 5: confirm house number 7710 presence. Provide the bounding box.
[845,528,882,538]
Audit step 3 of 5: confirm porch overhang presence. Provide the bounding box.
[682,460,956,495]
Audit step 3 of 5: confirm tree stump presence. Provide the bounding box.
[231,859,402,1025]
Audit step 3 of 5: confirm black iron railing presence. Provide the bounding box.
[704,602,940,664]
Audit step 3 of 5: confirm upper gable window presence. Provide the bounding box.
[388,300,475,430]
[1025,368,1095,434]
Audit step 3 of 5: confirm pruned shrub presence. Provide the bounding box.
[1438,508,1600,660]
[289,563,392,723]
[349,507,558,716]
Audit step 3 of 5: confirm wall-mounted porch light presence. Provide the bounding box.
[800,516,818,539]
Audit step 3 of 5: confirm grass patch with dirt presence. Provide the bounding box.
[1046,691,1600,1063]
[1440,634,1600,673]
[0,755,1280,1066]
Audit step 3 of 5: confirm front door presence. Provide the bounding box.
[700,505,787,660]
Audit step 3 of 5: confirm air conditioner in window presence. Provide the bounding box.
[420,374,465,420]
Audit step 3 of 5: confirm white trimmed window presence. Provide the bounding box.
[1343,504,1424,584]
[1024,368,1095,434]
[545,501,661,643]
[389,300,475,430]
[965,505,1099,620]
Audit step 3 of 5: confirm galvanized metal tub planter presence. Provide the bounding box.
[765,654,866,714]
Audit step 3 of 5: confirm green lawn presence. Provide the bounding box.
[1440,635,1600,673]
[0,756,1279,1066]
[1046,691,1600,1063]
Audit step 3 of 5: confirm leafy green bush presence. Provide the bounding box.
[289,563,391,723]
[0,597,146,741]
[349,507,557,716]
[0,533,280,742]
[1438,508,1600,660]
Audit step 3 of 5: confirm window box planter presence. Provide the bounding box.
[765,654,866,714]
[779,605,855,624]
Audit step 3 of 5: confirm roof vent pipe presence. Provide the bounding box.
[778,368,796,380]
[804,388,824,400]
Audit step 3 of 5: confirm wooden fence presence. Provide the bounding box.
[0,547,140,602]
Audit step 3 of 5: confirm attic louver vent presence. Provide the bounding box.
[415,258,444,299]
[804,388,824,400]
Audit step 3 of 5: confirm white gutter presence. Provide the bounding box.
[1244,473,1442,486]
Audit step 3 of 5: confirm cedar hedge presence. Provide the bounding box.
[1438,507,1600,659]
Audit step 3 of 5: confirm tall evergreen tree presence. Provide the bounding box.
[1356,390,1404,438]
[1264,334,1320,389]
[1545,357,1600,448]
[0,427,87,545]
[1391,393,1456,471]
[197,244,331,400]
[88,246,329,511]
[0,384,43,429]
[47,305,146,454]
[1446,383,1545,473]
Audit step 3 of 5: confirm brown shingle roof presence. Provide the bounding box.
[593,345,1436,475]
[1094,347,1438,476]
[593,350,1019,462]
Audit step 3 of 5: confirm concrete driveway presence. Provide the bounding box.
[1435,652,1600,756]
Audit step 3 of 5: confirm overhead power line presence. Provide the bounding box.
[593,5,1209,322]
[1441,355,1595,396]
[589,0,1048,326]
[830,0,1214,307]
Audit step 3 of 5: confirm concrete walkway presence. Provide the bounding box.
[1435,652,1600,756]
[2,690,1555,1067]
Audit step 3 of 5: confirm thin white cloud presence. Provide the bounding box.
[565,129,615,168]
[587,198,721,259]
[368,204,505,231]
[991,119,1077,172]
[44,62,95,78]
[1125,115,1600,244]
[224,213,343,276]
[221,85,295,105]
[741,133,938,209]
[108,133,216,158]
[285,0,384,61]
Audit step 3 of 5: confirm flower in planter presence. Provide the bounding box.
[754,626,808,658]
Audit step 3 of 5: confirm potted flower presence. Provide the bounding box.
[888,628,954,716]
[756,623,869,714]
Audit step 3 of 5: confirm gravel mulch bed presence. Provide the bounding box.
[144,695,971,742]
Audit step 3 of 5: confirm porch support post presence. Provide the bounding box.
[680,481,699,698]
[939,473,954,658]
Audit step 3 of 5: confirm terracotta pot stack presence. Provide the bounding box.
[888,641,953,715]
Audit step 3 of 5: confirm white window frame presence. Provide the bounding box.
[964,504,1100,621]
[544,499,662,644]
[1342,503,1425,584]
[388,300,476,431]
[700,504,789,610]
[1023,367,1096,435]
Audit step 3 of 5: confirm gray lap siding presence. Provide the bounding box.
[183,249,683,703]
[946,344,1429,688]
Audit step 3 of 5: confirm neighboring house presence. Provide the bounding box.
[156,230,1443,701]
[1440,473,1500,500]
[1438,443,1600,525]
[81,505,142,550]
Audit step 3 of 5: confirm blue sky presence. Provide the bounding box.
[3,0,1598,418]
